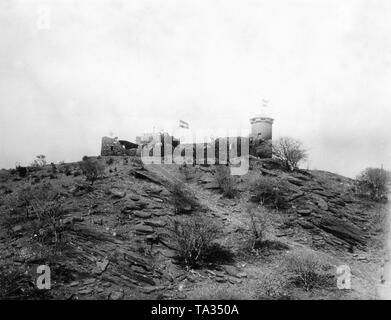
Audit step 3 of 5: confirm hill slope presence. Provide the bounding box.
[0,156,388,299]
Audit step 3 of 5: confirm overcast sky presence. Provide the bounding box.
[0,0,390,177]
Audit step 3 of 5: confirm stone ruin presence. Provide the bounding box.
[101,137,139,156]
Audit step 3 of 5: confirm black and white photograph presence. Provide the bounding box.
[0,0,390,307]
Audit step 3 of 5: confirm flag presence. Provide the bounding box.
[179,120,189,129]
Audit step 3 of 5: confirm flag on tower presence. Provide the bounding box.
[179,120,189,129]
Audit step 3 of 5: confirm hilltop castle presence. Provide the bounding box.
[101,106,274,160]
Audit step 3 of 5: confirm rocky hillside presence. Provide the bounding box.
[0,156,388,300]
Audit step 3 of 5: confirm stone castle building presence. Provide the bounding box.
[101,103,274,160]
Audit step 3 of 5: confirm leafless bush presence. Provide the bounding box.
[253,140,272,159]
[79,157,105,185]
[15,165,27,178]
[62,163,72,176]
[2,185,35,225]
[286,251,332,291]
[250,175,288,209]
[246,204,269,251]
[356,167,390,201]
[3,183,66,245]
[215,165,235,198]
[272,137,307,171]
[179,163,192,181]
[169,215,219,267]
[50,162,57,174]
[106,157,115,165]
[170,182,199,214]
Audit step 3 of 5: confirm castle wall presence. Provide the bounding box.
[101,137,139,156]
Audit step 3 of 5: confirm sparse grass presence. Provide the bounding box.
[169,214,219,268]
[188,283,252,300]
[256,272,290,300]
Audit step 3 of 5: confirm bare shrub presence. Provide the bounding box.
[356,167,390,201]
[170,182,199,214]
[15,165,27,178]
[250,175,288,209]
[2,185,36,225]
[106,157,115,165]
[3,183,66,245]
[246,204,269,251]
[169,215,219,267]
[27,183,66,245]
[50,162,57,174]
[79,157,105,185]
[272,137,307,171]
[62,163,72,176]
[286,251,332,291]
[215,165,235,198]
[179,163,192,181]
[252,140,272,159]
[256,272,290,300]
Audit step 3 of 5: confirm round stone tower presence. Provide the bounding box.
[250,116,274,140]
[250,99,274,140]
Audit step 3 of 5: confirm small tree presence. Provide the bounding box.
[272,137,307,171]
[356,167,390,201]
[79,157,105,185]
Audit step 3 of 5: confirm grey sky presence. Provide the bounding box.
[0,0,390,177]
